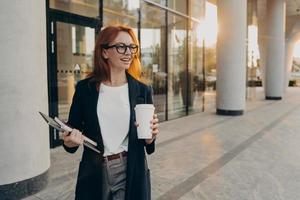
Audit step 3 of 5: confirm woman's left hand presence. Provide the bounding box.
[145,114,159,144]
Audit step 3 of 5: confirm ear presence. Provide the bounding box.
[102,49,109,59]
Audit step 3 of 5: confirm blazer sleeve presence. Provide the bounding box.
[63,82,84,154]
[144,85,156,155]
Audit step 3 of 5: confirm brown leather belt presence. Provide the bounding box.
[104,151,127,161]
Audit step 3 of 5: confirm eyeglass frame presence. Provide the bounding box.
[101,43,139,55]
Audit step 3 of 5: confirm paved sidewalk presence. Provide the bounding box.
[24,88,300,200]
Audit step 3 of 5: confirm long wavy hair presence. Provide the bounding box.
[88,25,141,83]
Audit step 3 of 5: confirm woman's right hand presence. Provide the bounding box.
[62,129,84,148]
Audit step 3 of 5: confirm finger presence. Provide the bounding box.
[62,131,71,138]
[61,131,68,137]
[69,132,78,143]
[61,131,67,140]
[145,139,153,145]
[151,133,158,139]
[152,119,159,124]
[79,133,84,145]
[74,129,81,135]
[75,131,82,143]
[150,118,159,124]
[151,123,159,130]
[69,131,76,139]
[152,129,159,135]
[76,131,84,145]
[64,131,74,141]
[153,114,157,118]
[135,122,139,127]
[80,134,85,144]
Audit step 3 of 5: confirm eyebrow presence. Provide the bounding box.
[113,42,135,45]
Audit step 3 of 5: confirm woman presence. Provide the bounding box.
[62,25,159,200]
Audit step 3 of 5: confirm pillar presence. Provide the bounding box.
[216,0,247,115]
[265,0,286,100]
[0,0,50,199]
[285,39,295,88]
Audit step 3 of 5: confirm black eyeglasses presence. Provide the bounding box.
[101,43,139,54]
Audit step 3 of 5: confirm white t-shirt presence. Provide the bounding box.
[97,83,130,156]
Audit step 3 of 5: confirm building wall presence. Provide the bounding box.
[47,0,209,131]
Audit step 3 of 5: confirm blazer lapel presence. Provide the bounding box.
[87,80,104,152]
[126,72,137,113]
[125,72,139,195]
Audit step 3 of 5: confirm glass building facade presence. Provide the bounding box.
[47,0,217,147]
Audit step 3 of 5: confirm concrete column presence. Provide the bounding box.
[216,0,247,115]
[257,0,267,90]
[265,0,286,100]
[0,0,50,199]
[284,20,300,89]
[285,39,295,88]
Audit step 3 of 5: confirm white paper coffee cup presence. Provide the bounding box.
[135,104,155,139]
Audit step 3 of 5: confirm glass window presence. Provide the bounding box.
[167,13,188,120]
[290,41,300,86]
[140,3,167,121]
[56,22,95,120]
[168,0,187,15]
[190,0,205,20]
[50,0,99,18]
[103,0,139,31]
[204,43,217,110]
[147,0,167,7]
[204,1,217,110]
[188,21,204,114]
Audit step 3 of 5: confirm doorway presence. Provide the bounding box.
[47,11,100,147]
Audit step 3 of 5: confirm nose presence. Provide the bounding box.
[123,52,133,60]
[124,46,132,55]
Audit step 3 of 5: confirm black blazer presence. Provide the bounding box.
[63,72,155,200]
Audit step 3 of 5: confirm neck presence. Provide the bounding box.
[104,68,127,86]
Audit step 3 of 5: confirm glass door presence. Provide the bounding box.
[48,17,97,147]
[56,22,95,120]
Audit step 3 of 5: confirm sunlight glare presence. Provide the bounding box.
[294,40,300,58]
[196,2,218,47]
[247,25,260,68]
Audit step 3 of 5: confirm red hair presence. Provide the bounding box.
[88,25,141,83]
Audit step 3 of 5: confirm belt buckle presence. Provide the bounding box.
[110,153,120,161]
[104,151,127,162]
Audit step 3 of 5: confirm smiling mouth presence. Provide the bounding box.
[120,58,132,63]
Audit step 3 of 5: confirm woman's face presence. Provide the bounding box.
[103,31,137,71]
